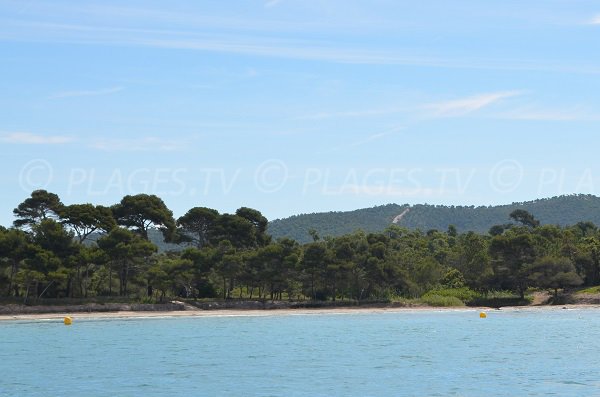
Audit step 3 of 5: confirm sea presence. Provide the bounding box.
[1,308,599,396]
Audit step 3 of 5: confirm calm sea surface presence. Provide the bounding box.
[1,308,600,396]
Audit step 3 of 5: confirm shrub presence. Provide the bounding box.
[420,294,465,307]
[422,287,480,303]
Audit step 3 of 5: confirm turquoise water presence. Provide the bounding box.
[1,308,600,396]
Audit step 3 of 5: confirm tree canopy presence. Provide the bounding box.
[1,190,598,304]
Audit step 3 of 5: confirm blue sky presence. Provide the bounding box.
[1,0,600,226]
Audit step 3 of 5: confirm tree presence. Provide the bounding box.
[300,243,327,300]
[29,219,79,297]
[489,232,537,298]
[0,228,30,296]
[180,247,218,298]
[112,194,176,242]
[60,204,116,243]
[453,232,492,291]
[308,228,320,242]
[211,214,257,249]
[97,228,157,296]
[213,241,242,299]
[71,245,106,298]
[177,207,219,248]
[574,237,600,285]
[13,190,64,229]
[235,207,271,246]
[525,256,583,300]
[441,268,466,289]
[510,209,540,228]
[147,255,195,301]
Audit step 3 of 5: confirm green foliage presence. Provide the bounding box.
[441,268,466,289]
[177,207,219,247]
[60,203,116,243]
[422,287,480,303]
[3,190,600,306]
[469,291,533,308]
[525,256,583,298]
[420,294,465,307]
[576,286,600,294]
[510,209,540,228]
[13,190,64,229]
[112,194,177,242]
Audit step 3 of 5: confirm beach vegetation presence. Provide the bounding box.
[1,190,599,307]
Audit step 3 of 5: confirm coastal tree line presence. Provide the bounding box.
[0,190,598,303]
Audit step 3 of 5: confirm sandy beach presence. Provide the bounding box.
[2,304,600,322]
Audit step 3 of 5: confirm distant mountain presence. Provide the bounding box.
[267,195,600,243]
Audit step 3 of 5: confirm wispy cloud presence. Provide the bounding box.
[327,126,403,153]
[298,92,518,121]
[423,91,523,117]
[0,132,73,144]
[590,15,600,25]
[5,21,600,75]
[91,137,185,152]
[49,86,124,99]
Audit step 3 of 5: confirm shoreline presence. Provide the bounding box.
[2,303,600,323]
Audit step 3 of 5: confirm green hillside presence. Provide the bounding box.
[268,195,600,243]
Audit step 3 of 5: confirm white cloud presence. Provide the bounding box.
[0,132,73,144]
[49,86,124,99]
[590,15,600,25]
[325,126,403,153]
[424,91,523,117]
[91,137,185,152]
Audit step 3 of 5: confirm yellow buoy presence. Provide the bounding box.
[479,312,487,319]
[63,316,72,325]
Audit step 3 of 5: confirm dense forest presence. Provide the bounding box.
[268,195,600,243]
[1,190,599,306]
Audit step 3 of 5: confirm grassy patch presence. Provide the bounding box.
[576,286,600,294]
[420,294,465,307]
[423,287,480,303]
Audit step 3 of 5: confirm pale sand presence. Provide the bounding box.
[2,304,600,322]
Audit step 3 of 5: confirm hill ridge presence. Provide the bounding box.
[268,194,600,243]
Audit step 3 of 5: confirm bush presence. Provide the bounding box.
[468,290,532,308]
[420,294,465,307]
[422,287,480,303]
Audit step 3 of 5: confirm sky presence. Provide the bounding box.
[1,0,600,226]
